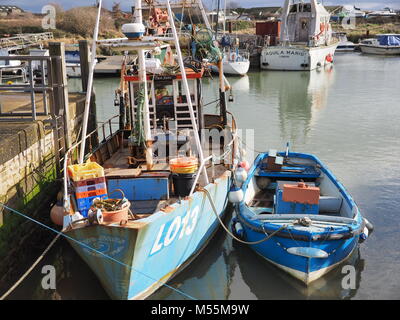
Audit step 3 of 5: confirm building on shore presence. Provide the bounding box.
[0,6,24,17]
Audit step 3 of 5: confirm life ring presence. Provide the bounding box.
[325,53,333,63]
[230,52,237,62]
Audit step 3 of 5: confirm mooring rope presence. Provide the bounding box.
[0,233,61,300]
[0,202,197,301]
[198,187,288,245]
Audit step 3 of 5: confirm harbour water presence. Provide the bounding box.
[6,53,400,300]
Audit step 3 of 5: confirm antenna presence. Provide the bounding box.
[79,0,103,164]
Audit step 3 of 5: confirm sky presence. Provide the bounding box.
[1,0,399,13]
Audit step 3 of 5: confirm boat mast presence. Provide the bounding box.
[280,0,291,45]
[197,0,212,30]
[223,0,227,35]
[196,0,228,125]
[215,0,220,37]
[165,0,209,184]
[134,0,153,170]
[79,0,102,164]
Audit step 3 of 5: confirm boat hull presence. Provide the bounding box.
[211,60,250,76]
[222,60,250,76]
[241,224,359,284]
[66,63,81,78]
[260,43,338,71]
[359,45,400,55]
[65,171,231,299]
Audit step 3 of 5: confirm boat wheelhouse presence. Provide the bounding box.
[261,0,339,71]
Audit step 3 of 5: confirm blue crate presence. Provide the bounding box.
[107,177,169,201]
[275,189,319,215]
[75,194,107,217]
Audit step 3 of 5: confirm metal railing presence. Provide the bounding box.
[0,32,53,51]
[0,55,58,121]
[63,115,120,212]
[189,112,239,196]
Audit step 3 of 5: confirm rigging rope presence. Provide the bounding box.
[0,233,61,300]
[198,187,288,245]
[0,202,197,300]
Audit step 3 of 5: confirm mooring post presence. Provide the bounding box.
[79,40,91,93]
[49,42,71,150]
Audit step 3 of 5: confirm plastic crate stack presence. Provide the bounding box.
[67,162,107,217]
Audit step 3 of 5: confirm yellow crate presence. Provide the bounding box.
[67,161,105,182]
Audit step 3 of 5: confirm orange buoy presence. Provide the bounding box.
[326,54,333,63]
[50,203,64,226]
[239,160,250,171]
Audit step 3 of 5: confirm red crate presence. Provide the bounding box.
[73,176,106,188]
[283,183,320,205]
[74,182,107,194]
[75,188,108,199]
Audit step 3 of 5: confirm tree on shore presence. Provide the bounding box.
[58,7,116,37]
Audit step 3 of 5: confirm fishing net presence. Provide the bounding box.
[191,28,222,63]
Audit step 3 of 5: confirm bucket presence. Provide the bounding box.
[100,202,130,224]
[170,156,198,174]
[172,173,196,197]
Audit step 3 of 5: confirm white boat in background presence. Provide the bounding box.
[359,34,400,55]
[222,48,250,76]
[211,47,250,76]
[65,50,82,78]
[29,48,49,73]
[211,0,250,76]
[333,32,355,52]
[367,7,398,18]
[0,48,26,82]
[0,49,22,68]
[261,0,338,71]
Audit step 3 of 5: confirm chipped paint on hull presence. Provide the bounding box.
[65,171,231,300]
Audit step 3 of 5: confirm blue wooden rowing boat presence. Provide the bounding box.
[231,150,373,284]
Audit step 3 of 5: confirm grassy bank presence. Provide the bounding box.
[332,19,400,43]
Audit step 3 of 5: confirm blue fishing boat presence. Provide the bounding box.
[59,0,241,300]
[231,148,373,284]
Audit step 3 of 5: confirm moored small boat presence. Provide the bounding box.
[359,34,400,55]
[211,48,250,76]
[333,32,356,52]
[230,149,373,284]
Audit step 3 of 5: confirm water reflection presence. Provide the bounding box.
[150,213,233,300]
[258,67,335,145]
[150,207,365,300]
[233,241,364,300]
[229,75,250,92]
